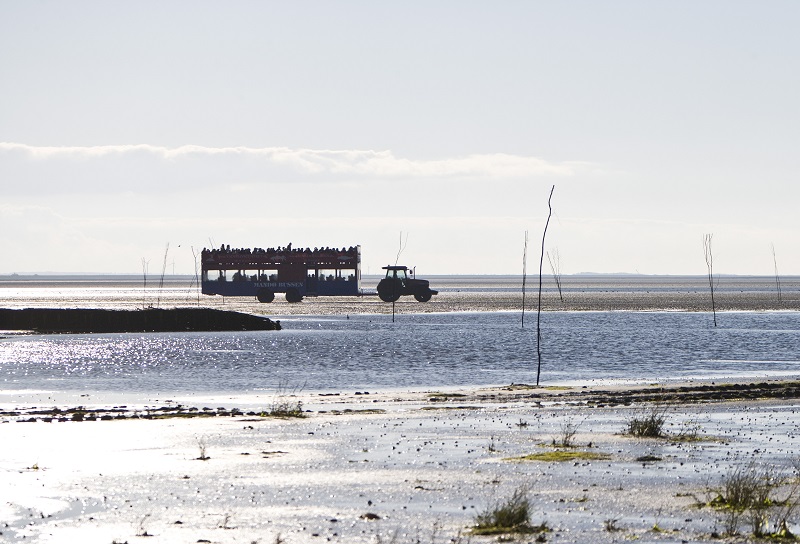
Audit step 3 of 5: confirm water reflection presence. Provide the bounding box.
[1,311,799,393]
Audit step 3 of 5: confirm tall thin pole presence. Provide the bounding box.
[521,230,529,328]
[141,258,149,309]
[703,234,717,327]
[157,242,169,309]
[537,185,555,386]
[191,246,201,305]
[772,243,782,304]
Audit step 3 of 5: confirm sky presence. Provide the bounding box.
[1,1,799,276]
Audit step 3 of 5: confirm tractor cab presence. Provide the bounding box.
[383,265,410,284]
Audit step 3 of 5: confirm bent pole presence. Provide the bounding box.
[537,185,555,386]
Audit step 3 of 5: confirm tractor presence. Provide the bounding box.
[376,265,438,302]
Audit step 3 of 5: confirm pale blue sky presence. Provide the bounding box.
[2,1,798,274]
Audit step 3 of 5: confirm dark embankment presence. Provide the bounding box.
[0,307,281,333]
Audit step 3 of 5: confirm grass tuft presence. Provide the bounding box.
[473,487,547,535]
[265,379,307,418]
[552,418,580,448]
[704,460,800,538]
[625,405,668,438]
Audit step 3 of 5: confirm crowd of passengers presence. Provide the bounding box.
[228,271,357,283]
[203,244,359,259]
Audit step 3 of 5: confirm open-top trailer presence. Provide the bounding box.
[201,245,361,303]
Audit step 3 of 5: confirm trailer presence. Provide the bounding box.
[201,245,360,303]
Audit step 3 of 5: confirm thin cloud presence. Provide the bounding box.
[0,142,584,179]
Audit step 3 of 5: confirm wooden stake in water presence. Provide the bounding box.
[157,242,169,309]
[537,186,555,386]
[141,258,149,309]
[547,248,564,302]
[772,243,782,304]
[521,231,529,328]
[703,234,717,327]
[391,232,408,323]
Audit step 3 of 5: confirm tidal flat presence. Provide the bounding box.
[2,276,800,542]
[3,381,800,543]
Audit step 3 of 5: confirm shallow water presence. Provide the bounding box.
[2,311,800,397]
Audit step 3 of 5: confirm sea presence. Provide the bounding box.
[1,275,799,402]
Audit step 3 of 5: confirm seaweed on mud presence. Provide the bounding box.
[504,450,611,462]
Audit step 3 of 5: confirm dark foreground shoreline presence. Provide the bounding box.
[480,379,800,406]
[0,307,281,333]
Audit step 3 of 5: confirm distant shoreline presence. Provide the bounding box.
[2,273,800,280]
[1,274,797,313]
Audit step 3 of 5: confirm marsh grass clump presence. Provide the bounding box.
[625,406,668,438]
[218,513,234,530]
[266,380,306,418]
[707,461,800,538]
[136,513,152,537]
[672,419,704,442]
[265,399,305,418]
[551,418,580,448]
[473,487,546,536]
[195,437,210,461]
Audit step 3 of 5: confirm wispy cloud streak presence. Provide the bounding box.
[0,142,582,178]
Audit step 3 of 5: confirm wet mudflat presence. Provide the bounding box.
[3,384,800,543]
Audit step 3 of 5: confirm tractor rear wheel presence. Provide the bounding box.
[377,279,402,302]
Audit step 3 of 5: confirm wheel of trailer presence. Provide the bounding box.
[414,288,432,302]
[285,288,303,303]
[256,288,275,303]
